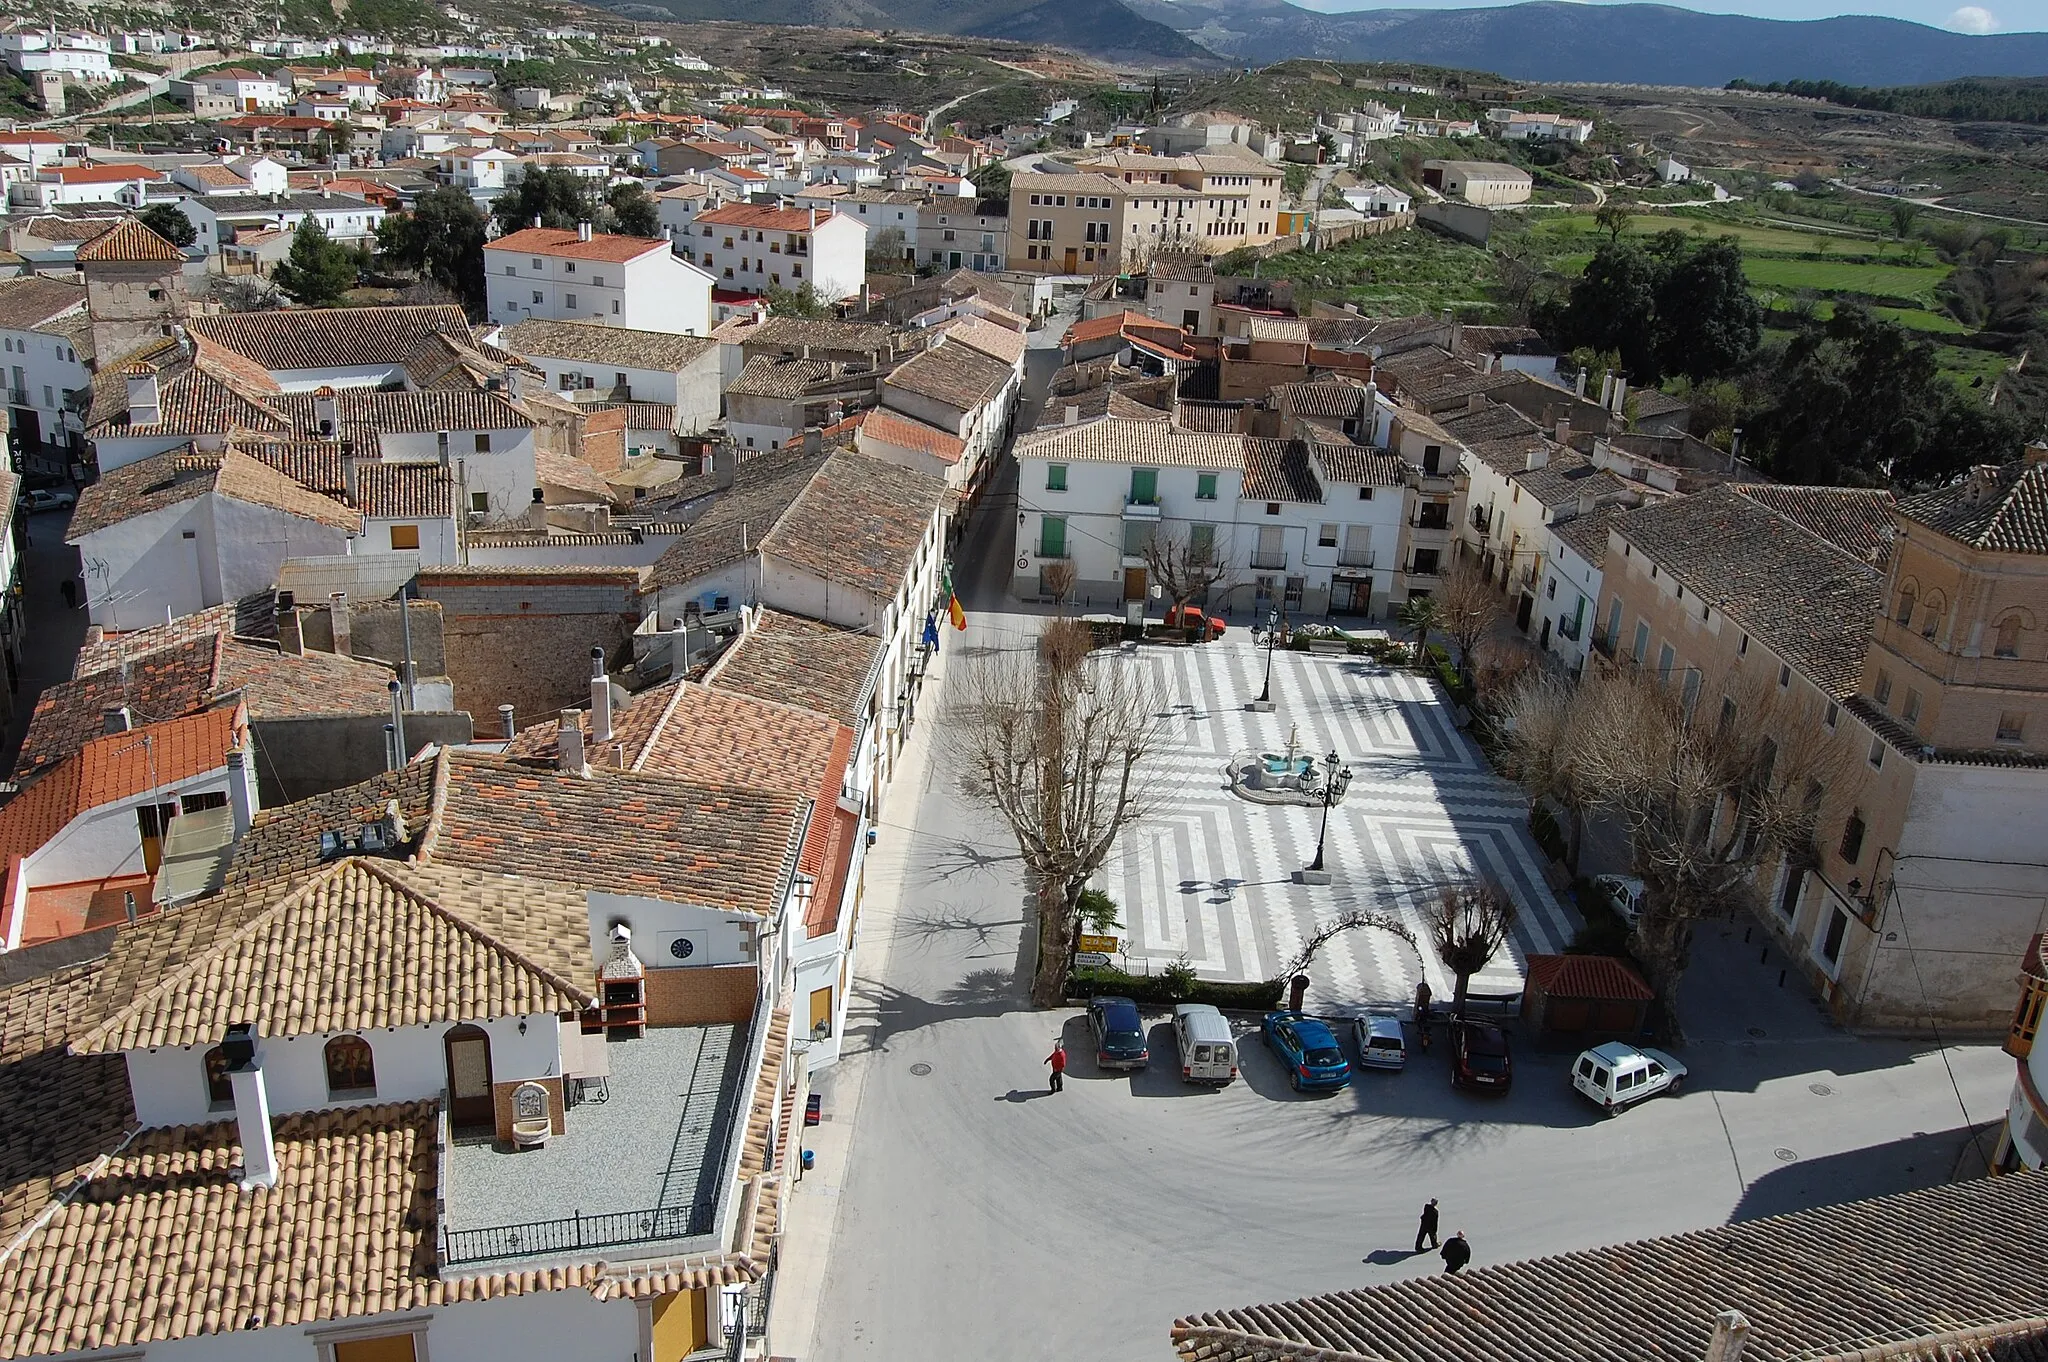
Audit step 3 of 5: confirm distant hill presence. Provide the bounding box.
[1121,0,2048,87]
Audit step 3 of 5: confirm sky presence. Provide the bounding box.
[1288,0,2048,32]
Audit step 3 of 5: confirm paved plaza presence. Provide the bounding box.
[1100,636,1574,1008]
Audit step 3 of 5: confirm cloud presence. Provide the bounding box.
[1945,6,1999,33]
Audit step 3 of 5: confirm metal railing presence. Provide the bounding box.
[1336,551,1374,568]
[442,1203,705,1266]
[1469,507,1490,533]
[1590,629,1617,658]
[1557,614,1582,641]
[1249,553,1287,570]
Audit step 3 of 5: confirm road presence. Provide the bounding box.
[1829,178,2047,230]
[791,616,2012,1362]
[926,85,999,136]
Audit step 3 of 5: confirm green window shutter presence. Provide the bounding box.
[1130,468,1157,504]
[1040,516,1066,557]
[1046,463,1067,491]
[1197,472,1217,500]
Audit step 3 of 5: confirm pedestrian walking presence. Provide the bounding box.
[1415,1198,1440,1253]
[1441,1231,1471,1274]
[1413,979,1433,1023]
[1045,1039,1067,1093]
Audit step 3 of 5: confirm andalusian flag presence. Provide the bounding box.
[942,567,967,631]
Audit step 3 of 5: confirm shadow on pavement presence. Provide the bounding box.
[1729,1120,2004,1222]
[995,1089,1055,1103]
[1363,1248,1427,1266]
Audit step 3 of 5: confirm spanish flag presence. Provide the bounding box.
[948,593,967,631]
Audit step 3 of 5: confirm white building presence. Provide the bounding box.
[916,200,1006,273]
[9,163,161,209]
[440,147,517,191]
[0,274,90,449]
[691,203,867,304]
[182,191,386,254]
[1534,504,1619,673]
[485,224,714,337]
[1656,156,1691,184]
[495,318,722,434]
[1486,109,1595,144]
[194,66,291,111]
[1341,182,1412,216]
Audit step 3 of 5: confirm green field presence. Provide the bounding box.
[1265,226,1499,319]
[1523,212,1879,255]
[1935,345,2012,391]
[1741,257,1952,304]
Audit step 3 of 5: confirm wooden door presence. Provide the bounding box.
[651,1288,710,1360]
[334,1336,416,1362]
[1123,566,1146,602]
[810,986,833,1037]
[1063,247,1077,272]
[444,1024,494,1129]
[136,802,178,875]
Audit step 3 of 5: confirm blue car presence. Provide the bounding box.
[1088,995,1150,1070]
[1262,1011,1353,1092]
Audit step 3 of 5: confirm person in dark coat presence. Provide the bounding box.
[1441,1231,1471,1274]
[1415,1198,1440,1252]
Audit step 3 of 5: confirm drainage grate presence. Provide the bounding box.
[1809,1082,1834,1097]
[1747,1027,1768,1037]
[909,1062,932,1076]
[1774,1147,1799,1162]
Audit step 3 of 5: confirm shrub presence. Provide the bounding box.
[1078,888,1121,933]
[1067,965,1284,1011]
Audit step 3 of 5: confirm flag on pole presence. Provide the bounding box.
[942,566,966,630]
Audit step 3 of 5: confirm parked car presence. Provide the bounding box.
[1262,1010,1352,1092]
[1592,874,1646,925]
[1087,995,1149,1071]
[1162,604,1226,639]
[1572,1042,1686,1115]
[1354,1010,1407,1071]
[1449,1020,1513,1091]
[23,489,75,513]
[1173,1003,1238,1085]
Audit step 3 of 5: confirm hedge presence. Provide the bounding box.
[1066,965,1285,1011]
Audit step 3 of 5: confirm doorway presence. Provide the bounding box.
[1063,247,1078,272]
[136,802,178,874]
[1516,593,1535,632]
[1123,566,1147,601]
[444,1024,494,1130]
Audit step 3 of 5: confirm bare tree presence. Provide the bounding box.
[945,618,1167,1007]
[1040,560,1076,617]
[1140,528,1232,637]
[1499,667,1592,871]
[1430,880,1517,1018]
[1437,556,1501,676]
[1498,662,1848,1028]
[209,274,280,313]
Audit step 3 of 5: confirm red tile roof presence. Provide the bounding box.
[485,226,668,264]
[44,164,161,185]
[1524,953,1655,1002]
[859,406,965,464]
[72,218,182,263]
[697,203,824,232]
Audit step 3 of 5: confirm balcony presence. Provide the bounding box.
[1590,629,1617,659]
[1557,613,1582,642]
[1250,552,1287,571]
[1336,551,1374,569]
[1469,506,1490,534]
[1036,544,1072,560]
[1121,498,1161,521]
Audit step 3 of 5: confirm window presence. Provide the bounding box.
[1632,621,1649,664]
[1266,502,1281,516]
[531,257,542,268]
[1123,519,1153,556]
[1358,487,1372,500]
[1606,598,1622,646]
[470,491,489,513]
[564,292,577,310]
[1895,584,1916,626]
[473,433,491,454]
[1825,702,1839,730]
[1318,524,1337,548]
[1874,671,1892,706]
[182,790,228,814]
[1819,906,1849,968]
[203,1045,234,1107]
[1778,868,1804,922]
[1129,468,1158,505]
[1778,663,1792,689]
[531,290,543,304]
[1719,695,1737,732]
[389,524,420,551]
[1196,473,1217,501]
[1189,522,1215,563]
[1902,688,1922,723]
[1045,463,1067,492]
[1868,735,1885,769]
[593,274,604,286]
[1839,811,1866,863]
[1738,633,1749,656]
[1998,711,2025,742]
[1038,516,1066,558]
[324,1035,376,1097]
[1995,616,2023,659]
[1657,643,1675,683]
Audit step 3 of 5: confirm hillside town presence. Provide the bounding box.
[0,6,2040,1362]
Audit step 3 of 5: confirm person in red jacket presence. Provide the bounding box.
[1046,1039,1068,1093]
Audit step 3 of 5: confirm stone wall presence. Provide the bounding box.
[644,964,758,1027]
[414,567,642,723]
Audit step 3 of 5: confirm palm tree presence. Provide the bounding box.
[1398,594,1441,665]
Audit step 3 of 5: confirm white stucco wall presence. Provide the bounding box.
[1535,533,1601,673]
[588,890,764,970]
[23,771,234,889]
[124,1013,564,1129]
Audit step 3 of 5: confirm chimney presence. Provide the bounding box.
[102,705,132,733]
[1554,417,1570,446]
[276,600,303,656]
[1704,1311,1752,1362]
[388,679,406,767]
[499,703,516,739]
[222,1023,277,1191]
[577,220,592,241]
[125,369,161,428]
[1525,444,1550,472]
[328,592,351,656]
[532,214,542,229]
[527,487,546,532]
[1065,404,1080,425]
[226,746,255,837]
[557,708,587,775]
[313,385,339,436]
[340,447,359,505]
[1574,368,1588,398]
[1611,376,1628,416]
[2025,441,2048,466]
[1467,392,1484,413]
[589,646,613,743]
[1598,371,1614,408]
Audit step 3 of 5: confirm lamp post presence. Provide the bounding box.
[1306,749,1351,874]
[1257,608,1281,704]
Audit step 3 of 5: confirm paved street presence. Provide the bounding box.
[1104,638,1569,1006]
[790,607,2015,1362]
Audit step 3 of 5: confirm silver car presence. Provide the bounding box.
[1354,1010,1408,1070]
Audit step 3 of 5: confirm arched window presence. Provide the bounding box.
[203,1045,233,1107]
[1894,582,1917,627]
[324,1035,377,1098]
[1919,591,1945,641]
[1996,615,2024,659]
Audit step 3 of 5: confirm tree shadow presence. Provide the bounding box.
[917,838,1025,883]
[892,907,1026,956]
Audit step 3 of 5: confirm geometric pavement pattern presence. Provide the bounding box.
[1093,637,1579,1014]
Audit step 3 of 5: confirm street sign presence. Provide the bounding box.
[1074,952,1112,970]
[1077,934,1118,954]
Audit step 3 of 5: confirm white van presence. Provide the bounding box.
[1571,1042,1687,1114]
[1174,1003,1239,1085]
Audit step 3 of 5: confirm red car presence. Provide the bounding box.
[1163,605,1227,639]
[1450,1021,1513,1092]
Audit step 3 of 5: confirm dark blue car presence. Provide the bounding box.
[1262,1011,1353,1092]
[1088,995,1150,1070]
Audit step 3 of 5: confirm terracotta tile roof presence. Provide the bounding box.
[235,438,345,494]
[764,450,944,600]
[729,353,834,399]
[1311,442,1405,488]
[1896,459,2048,556]
[1733,484,1897,567]
[9,215,120,244]
[220,760,438,890]
[499,318,719,372]
[1066,310,1149,347]
[1172,1174,2048,1362]
[859,405,965,463]
[1174,400,1245,433]
[1524,952,1653,1001]
[882,341,1013,413]
[646,447,825,589]
[71,858,594,1054]
[69,447,361,540]
[43,164,161,185]
[934,314,1025,369]
[709,608,882,729]
[71,217,182,262]
[1248,315,1311,344]
[1439,400,1540,447]
[355,461,453,518]
[537,449,615,502]
[594,400,681,431]
[1275,378,1371,420]
[0,275,84,331]
[0,960,134,1245]
[746,316,896,356]
[1549,504,1623,569]
[1613,484,1881,700]
[188,304,473,372]
[697,202,827,232]
[324,387,534,434]
[486,226,668,264]
[422,749,807,917]
[1514,453,1627,510]
[1018,414,1246,470]
[1243,437,1324,504]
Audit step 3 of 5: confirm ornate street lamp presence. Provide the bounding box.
[1307,749,1352,874]
[1257,608,1281,704]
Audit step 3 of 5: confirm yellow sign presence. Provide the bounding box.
[1077,934,1119,955]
